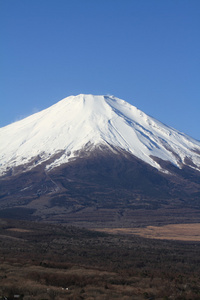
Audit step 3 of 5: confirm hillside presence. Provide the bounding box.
[0,94,200,227]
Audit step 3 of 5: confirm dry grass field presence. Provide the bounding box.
[96,223,200,241]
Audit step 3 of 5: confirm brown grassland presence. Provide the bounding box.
[0,219,200,300]
[96,223,200,241]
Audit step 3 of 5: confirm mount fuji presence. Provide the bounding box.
[0,94,200,227]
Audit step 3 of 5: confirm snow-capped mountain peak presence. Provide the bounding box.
[0,94,200,175]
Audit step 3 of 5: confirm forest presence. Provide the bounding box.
[0,218,200,300]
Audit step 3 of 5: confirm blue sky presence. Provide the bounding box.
[1,0,200,140]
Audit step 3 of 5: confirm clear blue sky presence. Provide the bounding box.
[1,0,200,140]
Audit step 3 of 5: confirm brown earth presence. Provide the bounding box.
[96,223,200,241]
[6,227,32,233]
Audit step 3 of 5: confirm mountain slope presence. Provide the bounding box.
[0,94,200,176]
[0,94,200,226]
